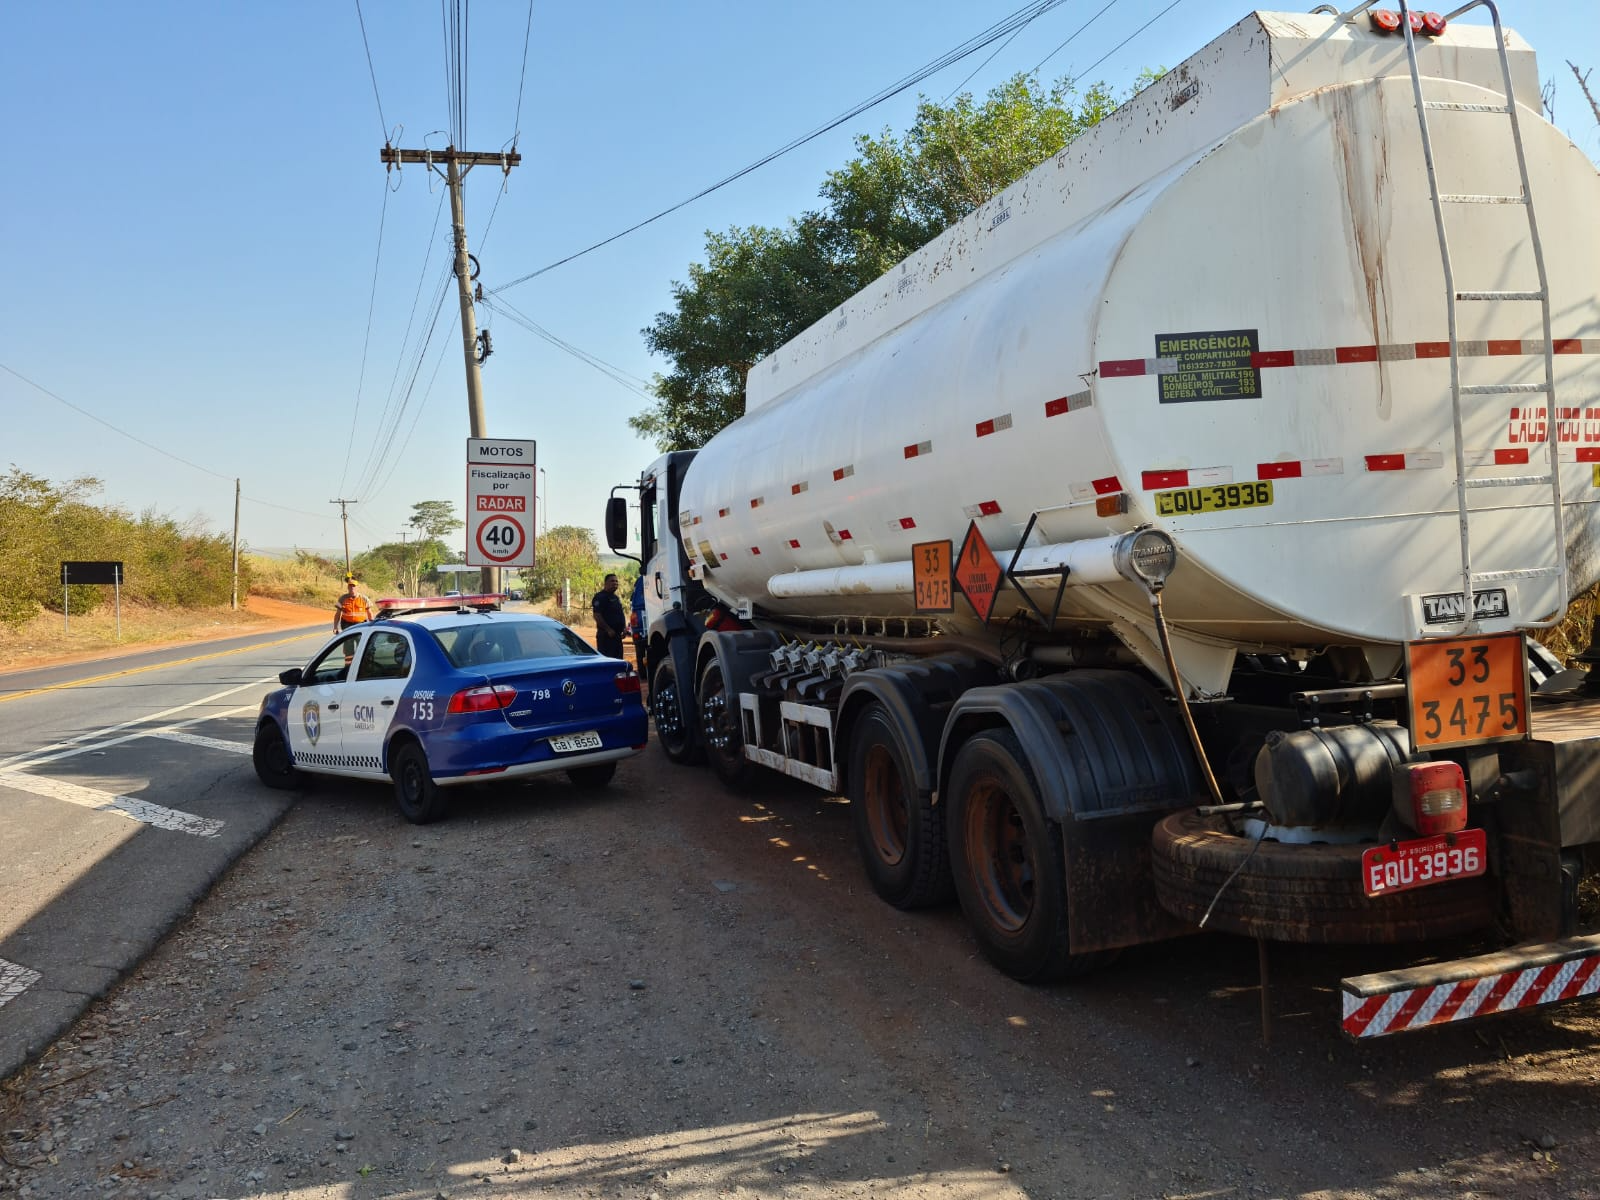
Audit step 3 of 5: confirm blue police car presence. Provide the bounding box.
[252,595,647,823]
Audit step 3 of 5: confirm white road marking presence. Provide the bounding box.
[0,772,225,838]
[0,678,278,772]
[147,730,252,755]
[3,702,263,773]
[0,959,41,1009]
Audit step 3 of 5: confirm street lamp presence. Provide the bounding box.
[538,467,548,534]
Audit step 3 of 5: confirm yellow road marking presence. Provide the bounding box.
[0,630,324,705]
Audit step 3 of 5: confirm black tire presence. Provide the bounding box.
[698,660,756,788]
[567,762,617,791]
[252,721,302,790]
[650,655,703,765]
[946,730,1110,982]
[391,740,447,824]
[1151,809,1497,943]
[848,704,952,908]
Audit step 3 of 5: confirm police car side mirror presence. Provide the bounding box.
[604,497,628,552]
[279,667,303,687]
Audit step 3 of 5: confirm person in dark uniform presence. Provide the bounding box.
[591,573,626,659]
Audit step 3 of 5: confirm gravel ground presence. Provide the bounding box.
[4,740,1600,1200]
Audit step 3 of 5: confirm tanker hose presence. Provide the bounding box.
[1149,589,1227,809]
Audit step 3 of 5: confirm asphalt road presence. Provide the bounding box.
[0,625,328,1079]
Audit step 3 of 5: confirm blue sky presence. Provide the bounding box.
[4,2,1597,559]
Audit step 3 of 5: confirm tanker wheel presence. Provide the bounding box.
[1150,809,1498,944]
[946,730,1113,982]
[698,661,755,788]
[650,656,703,765]
[847,703,952,909]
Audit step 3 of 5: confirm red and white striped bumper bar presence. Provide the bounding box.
[1341,933,1600,1039]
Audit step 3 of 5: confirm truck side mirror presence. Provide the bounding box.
[605,496,629,551]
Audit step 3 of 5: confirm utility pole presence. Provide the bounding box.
[398,530,413,595]
[231,478,241,611]
[380,143,520,593]
[330,498,356,575]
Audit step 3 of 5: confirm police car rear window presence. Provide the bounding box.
[433,620,594,669]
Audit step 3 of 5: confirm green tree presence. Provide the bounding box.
[409,500,463,541]
[525,525,606,615]
[632,72,1150,451]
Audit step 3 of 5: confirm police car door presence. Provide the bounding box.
[341,628,413,775]
[286,630,362,771]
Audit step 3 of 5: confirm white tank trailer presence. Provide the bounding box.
[609,3,1600,1039]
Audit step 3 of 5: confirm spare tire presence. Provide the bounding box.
[1151,809,1496,944]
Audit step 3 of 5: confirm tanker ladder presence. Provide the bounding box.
[1395,0,1567,632]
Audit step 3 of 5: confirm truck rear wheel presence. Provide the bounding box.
[650,655,702,765]
[698,660,755,787]
[848,704,952,909]
[946,730,1111,982]
[1151,809,1497,943]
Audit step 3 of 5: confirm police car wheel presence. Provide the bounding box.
[252,721,301,790]
[392,741,446,824]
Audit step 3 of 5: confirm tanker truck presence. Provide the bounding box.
[605,2,1600,1038]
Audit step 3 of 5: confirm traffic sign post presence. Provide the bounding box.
[466,438,536,571]
[60,561,124,637]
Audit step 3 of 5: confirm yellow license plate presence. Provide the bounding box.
[1154,480,1274,516]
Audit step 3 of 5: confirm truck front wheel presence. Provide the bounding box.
[848,704,952,908]
[946,729,1109,982]
[650,656,703,765]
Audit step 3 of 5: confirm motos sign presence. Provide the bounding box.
[466,438,536,569]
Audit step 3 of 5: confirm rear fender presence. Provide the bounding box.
[938,670,1203,953]
[836,655,998,798]
[695,628,781,696]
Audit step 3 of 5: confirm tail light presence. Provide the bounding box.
[1421,12,1447,35]
[447,684,518,714]
[614,671,642,695]
[1393,761,1468,835]
[1370,9,1401,33]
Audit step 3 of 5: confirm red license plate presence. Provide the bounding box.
[1361,829,1487,897]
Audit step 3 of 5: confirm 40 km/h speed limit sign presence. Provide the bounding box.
[466,437,536,569]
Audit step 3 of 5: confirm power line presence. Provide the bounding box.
[338,177,391,496]
[347,194,448,496]
[354,0,389,142]
[487,0,1070,295]
[1032,0,1126,75]
[1074,0,1193,80]
[353,273,455,501]
[1,361,234,482]
[512,0,532,146]
[0,362,333,521]
[481,297,655,398]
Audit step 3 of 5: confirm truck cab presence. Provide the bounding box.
[608,451,709,760]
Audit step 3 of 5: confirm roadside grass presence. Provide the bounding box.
[0,598,323,673]
[246,553,343,606]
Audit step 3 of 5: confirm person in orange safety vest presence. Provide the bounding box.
[334,577,373,632]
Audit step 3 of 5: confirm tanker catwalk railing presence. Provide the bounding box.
[1395,0,1566,633]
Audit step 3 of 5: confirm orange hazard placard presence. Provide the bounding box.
[912,541,954,612]
[1406,631,1529,750]
[955,522,1003,623]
